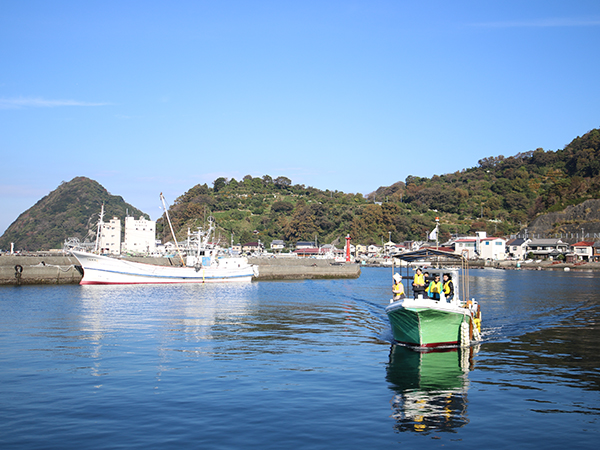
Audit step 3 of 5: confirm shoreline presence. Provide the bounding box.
[1,254,597,286]
[359,257,600,272]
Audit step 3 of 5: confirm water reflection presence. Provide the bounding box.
[386,345,477,434]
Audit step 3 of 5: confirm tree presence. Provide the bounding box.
[274,176,292,188]
[213,177,227,193]
[271,201,294,213]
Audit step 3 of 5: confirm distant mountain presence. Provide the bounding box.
[0,177,146,251]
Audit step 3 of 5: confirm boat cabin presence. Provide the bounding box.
[390,248,471,305]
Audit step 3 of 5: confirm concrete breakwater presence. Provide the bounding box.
[0,255,83,285]
[248,257,361,280]
[0,255,361,285]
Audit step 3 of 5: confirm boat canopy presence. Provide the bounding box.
[390,248,466,263]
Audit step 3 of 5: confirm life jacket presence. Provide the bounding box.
[392,282,404,294]
[393,282,404,295]
[443,280,453,295]
[429,281,442,294]
[413,273,424,285]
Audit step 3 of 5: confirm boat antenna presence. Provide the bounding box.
[95,203,105,253]
[160,193,185,265]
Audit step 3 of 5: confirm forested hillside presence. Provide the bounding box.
[2,129,598,251]
[0,177,146,251]
[161,128,600,247]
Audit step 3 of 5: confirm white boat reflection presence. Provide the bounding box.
[386,345,477,433]
[75,283,257,378]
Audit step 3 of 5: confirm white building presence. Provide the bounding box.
[506,238,530,260]
[98,217,121,255]
[123,216,156,254]
[367,244,382,257]
[453,232,506,260]
[295,241,316,249]
[571,241,595,261]
[479,237,507,260]
[270,240,285,252]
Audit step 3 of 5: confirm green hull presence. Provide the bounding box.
[387,304,471,347]
[386,346,468,391]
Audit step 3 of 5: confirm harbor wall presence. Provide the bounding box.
[0,255,361,285]
[0,255,83,285]
[248,257,361,280]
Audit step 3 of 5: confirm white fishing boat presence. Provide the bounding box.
[71,249,257,285]
[69,196,258,285]
[386,248,481,348]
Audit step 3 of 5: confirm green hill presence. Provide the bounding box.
[0,177,146,251]
[161,128,600,247]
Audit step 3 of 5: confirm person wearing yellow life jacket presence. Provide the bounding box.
[427,274,442,300]
[412,268,426,299]
[443,273,454,302]
[392,273,405,301]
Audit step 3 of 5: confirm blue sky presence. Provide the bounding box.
[1,1,599,236]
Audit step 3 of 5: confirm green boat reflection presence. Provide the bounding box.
[386,345,477,434]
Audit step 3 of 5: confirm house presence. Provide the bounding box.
[526,239,569,259]
[270,240,285,252]
[391,244,410,254]
[452,233,506,260]
[160,241,179,255]
[318,244,344,257]
[295,241,316,250]
[506,238,530,260]
[479,237,507,260]
[383,240,396,255]
[571,241,595,261]
[293,247,320,257]
[242,242,264,254]
[593,242,600,262]
[367,244,382,257]
[452,238,476,258]
[355,244,368,256]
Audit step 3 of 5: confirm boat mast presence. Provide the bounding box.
[95,203,105,253]
[160,193,185,265]
[435,217,439,250]
[436,217,440,268]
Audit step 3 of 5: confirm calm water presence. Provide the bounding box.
[1,267,599,449]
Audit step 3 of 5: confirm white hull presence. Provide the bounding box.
[72,251,258,285]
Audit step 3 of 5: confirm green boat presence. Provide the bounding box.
[385,249,481,348]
